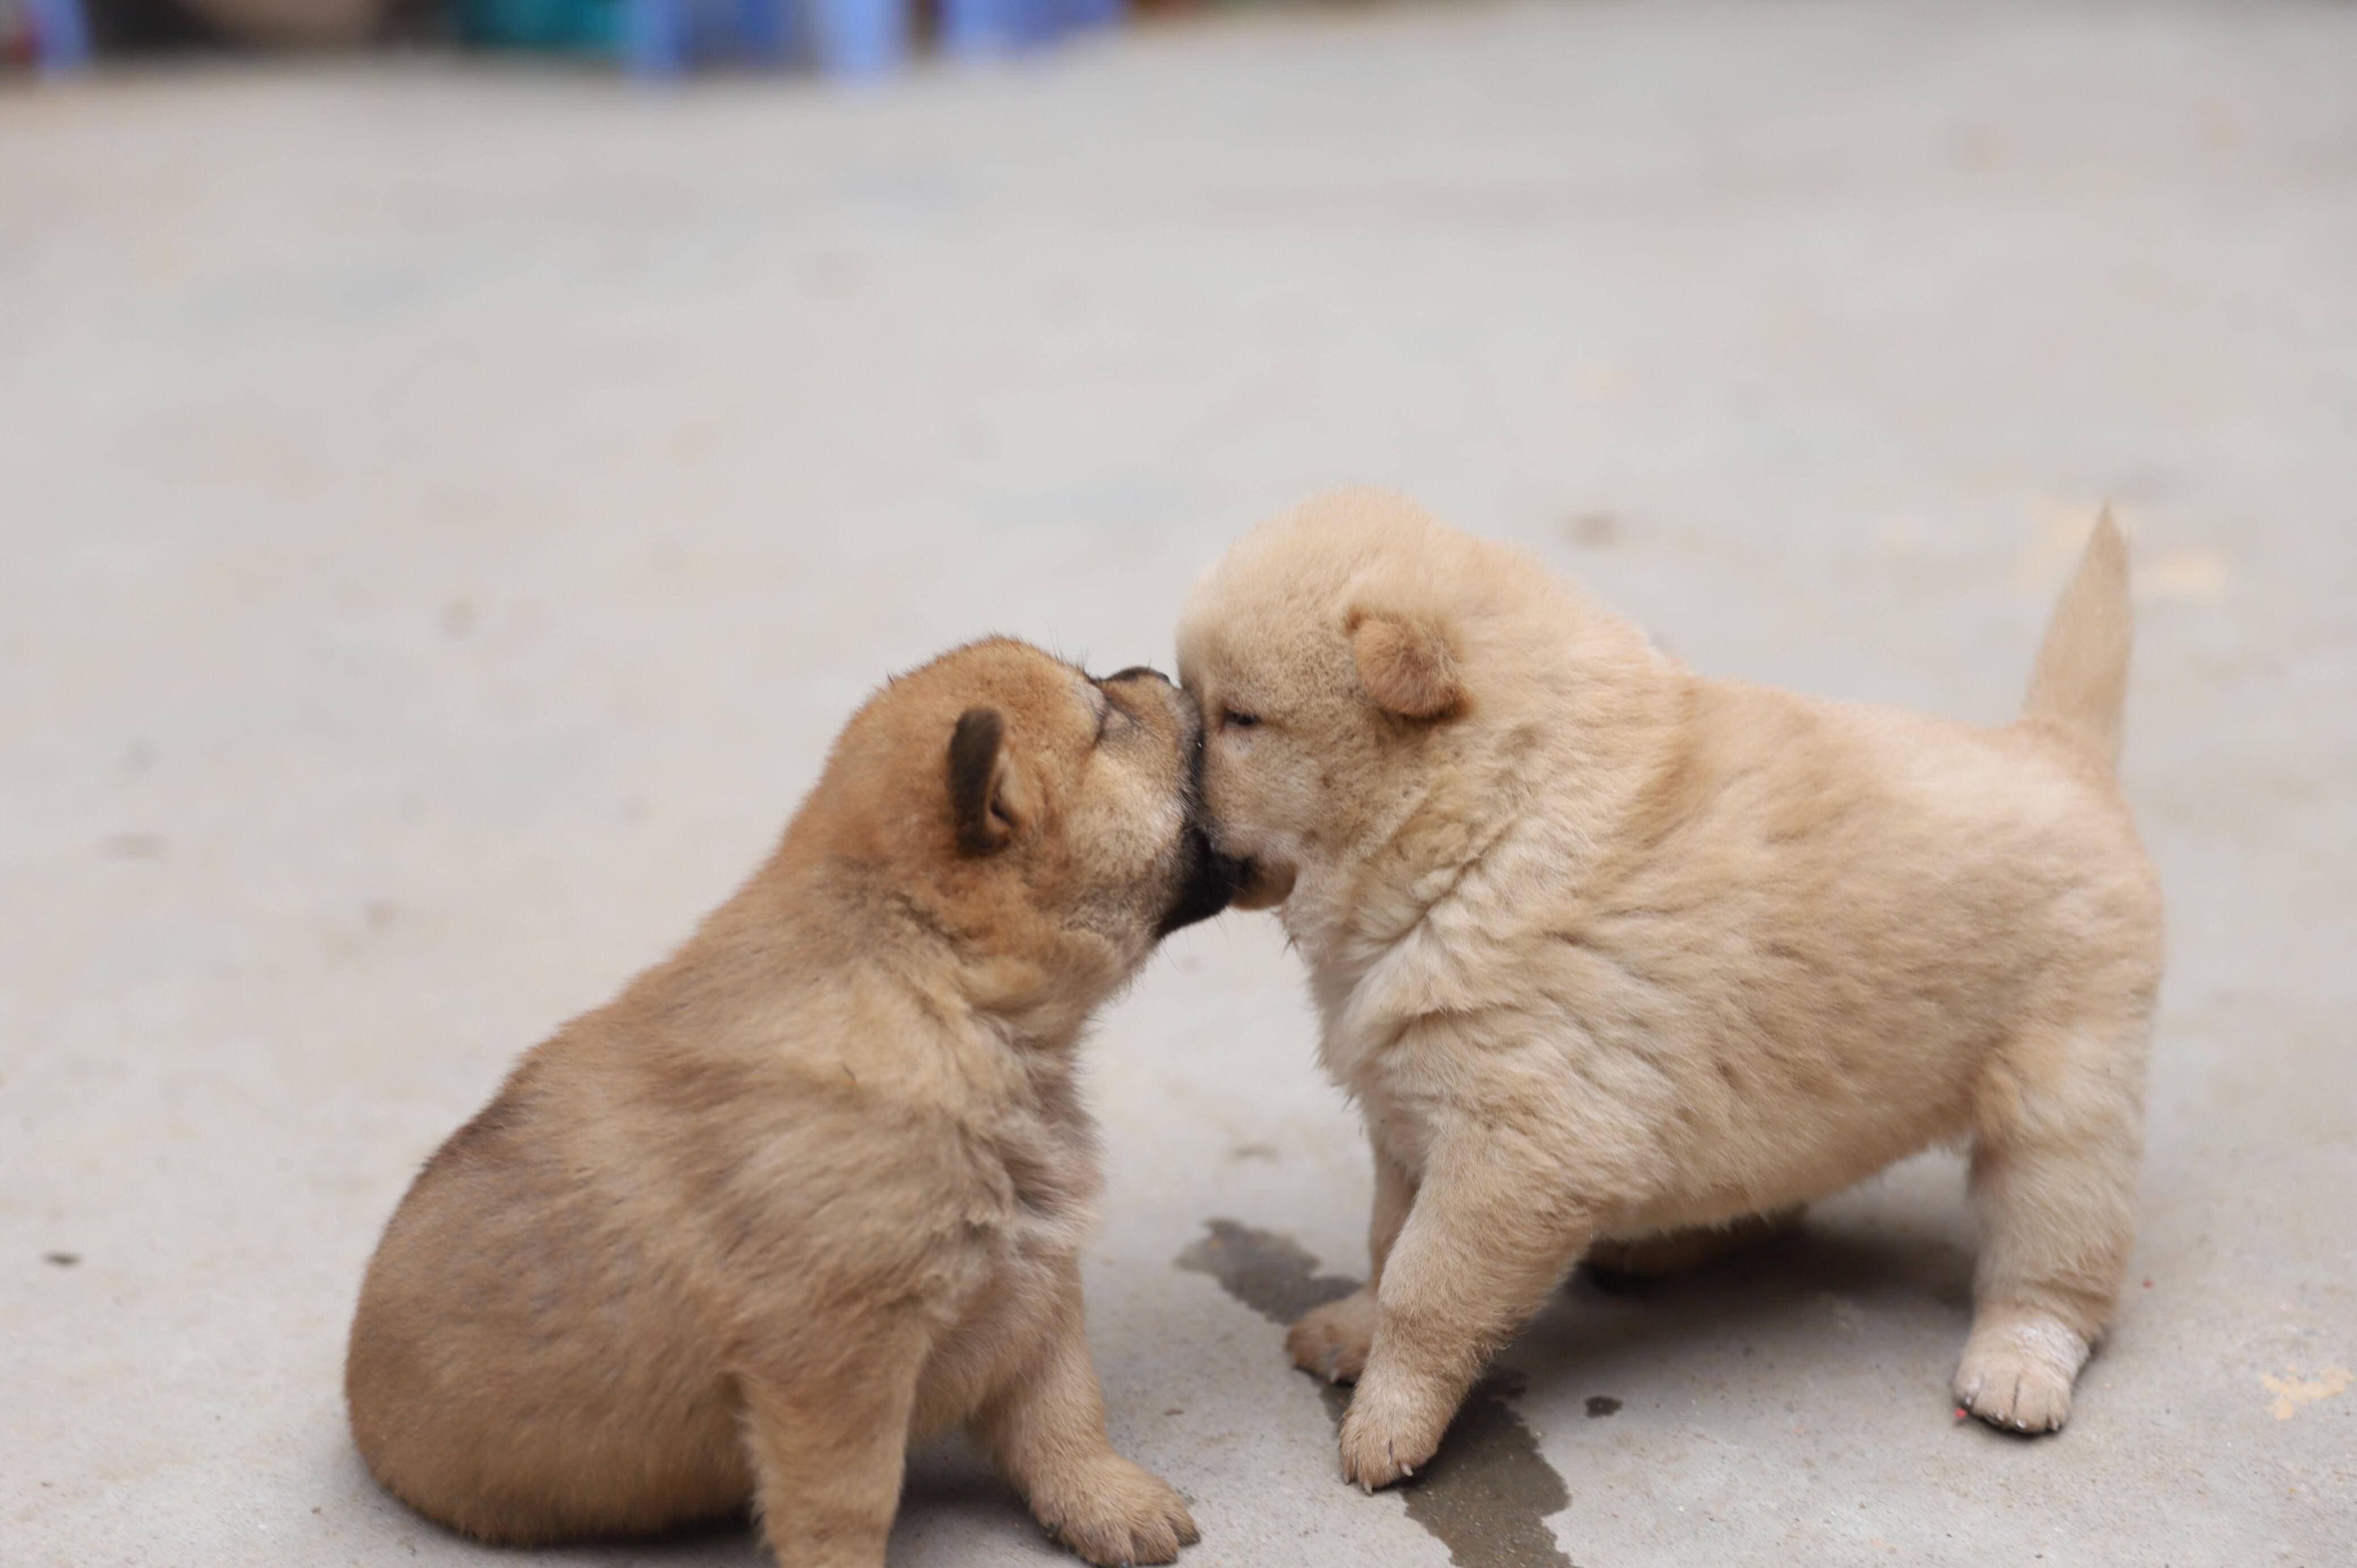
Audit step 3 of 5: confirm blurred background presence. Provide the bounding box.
[11,0,1160,79]
[5,2,2354,1566]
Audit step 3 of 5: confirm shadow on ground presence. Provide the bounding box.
[1177,1210,1990,1568]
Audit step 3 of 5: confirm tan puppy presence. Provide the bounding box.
[1175,491,2160,1486]
[347,638,1233,1566]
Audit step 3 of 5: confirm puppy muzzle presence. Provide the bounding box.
[1158,823,1246,936]
[1108,668,1245,935]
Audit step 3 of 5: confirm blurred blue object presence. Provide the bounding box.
[26,0,92,73]
[731,0,793,62]
[941,0,1120,59]
[461,0,1111,79]
[619,0,797,75]
[1057,0,1121,31]
[938,0,1020,57]
[805,0,902,79]
[618,0,680,71]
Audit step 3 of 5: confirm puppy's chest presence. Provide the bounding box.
[1316,998,1439,1173]
[915,1115,1098,1430]
[984,1115,1101,1260]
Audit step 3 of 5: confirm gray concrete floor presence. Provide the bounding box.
[5,2,2354,1564]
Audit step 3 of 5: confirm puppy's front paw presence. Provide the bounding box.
[1336,1365,1455,1491]
[1953,1311,2089,1434]
[1031,1455,1198,1567]
[1287,1289,1379,1384]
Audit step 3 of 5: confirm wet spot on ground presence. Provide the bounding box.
[1175,1218,1358,1324]
[1179,1218,1575,1568]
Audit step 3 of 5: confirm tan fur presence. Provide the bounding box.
[347,639,1226,1567]
[2023,509,2133,768]
[1176,491,2160,1482]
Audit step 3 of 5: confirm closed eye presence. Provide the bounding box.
[1222,708,1261,730]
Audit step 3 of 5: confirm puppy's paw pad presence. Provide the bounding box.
[1286,1290,1378,1384]
[1037,1458,1197,1566]
[1953,1314,2087,1434]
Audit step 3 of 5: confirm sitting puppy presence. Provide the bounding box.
[347,638,1231,1567]
[1175,491,2160,1486]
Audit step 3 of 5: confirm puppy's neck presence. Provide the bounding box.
[1280,753,1522,986]
[798,863,1124,1055]
[952,955,1113,1054]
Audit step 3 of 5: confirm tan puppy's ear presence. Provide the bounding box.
[1347,609,1463,719]
[947,708,1032,854]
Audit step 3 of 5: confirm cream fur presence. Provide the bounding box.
[1175,490,2161,1482]
[346,640,1224,1566]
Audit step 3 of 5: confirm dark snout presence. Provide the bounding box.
[1158,821,1246,936]
[1104,666,1247,936]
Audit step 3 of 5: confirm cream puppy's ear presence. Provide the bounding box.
[947,708,1033,854]
[1346,608,1463,719]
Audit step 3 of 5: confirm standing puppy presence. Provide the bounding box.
[348,639,1232,1566]
[1176,491,2160,1487]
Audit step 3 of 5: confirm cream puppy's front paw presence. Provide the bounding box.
[1029,1454,1199,1566]
[1287,1288,1379,1384]
[1953,1310,2089,1434]
[1336,1364,1456,1490]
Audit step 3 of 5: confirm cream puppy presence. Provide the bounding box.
[1175,490,2160,1486]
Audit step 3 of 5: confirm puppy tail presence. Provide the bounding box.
[2020,509,2131,768]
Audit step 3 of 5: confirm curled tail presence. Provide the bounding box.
[2022,510,2132,767]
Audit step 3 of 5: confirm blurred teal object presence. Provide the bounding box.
[458,0,619,50]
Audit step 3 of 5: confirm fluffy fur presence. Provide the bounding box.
[347,639,1232,1566]
[1175,490,2160,1485]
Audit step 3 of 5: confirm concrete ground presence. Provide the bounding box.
[5,2,2354,1563]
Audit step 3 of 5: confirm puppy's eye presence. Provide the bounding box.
[1222,709,1261,731]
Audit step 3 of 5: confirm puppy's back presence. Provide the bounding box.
[344,900,992,1543]
[346,1022,749,1542]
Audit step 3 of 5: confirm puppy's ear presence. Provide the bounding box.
[947,708,1032,854]
[1347,609,1462,719]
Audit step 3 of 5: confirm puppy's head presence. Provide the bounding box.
[1175,489,1573,915]
[809,637,1240,1005]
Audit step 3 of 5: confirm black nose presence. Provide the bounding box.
[1156,825,1245,937]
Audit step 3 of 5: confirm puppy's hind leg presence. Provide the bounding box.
[1955,1028,2144,1434]
[738,1326,927,1568]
